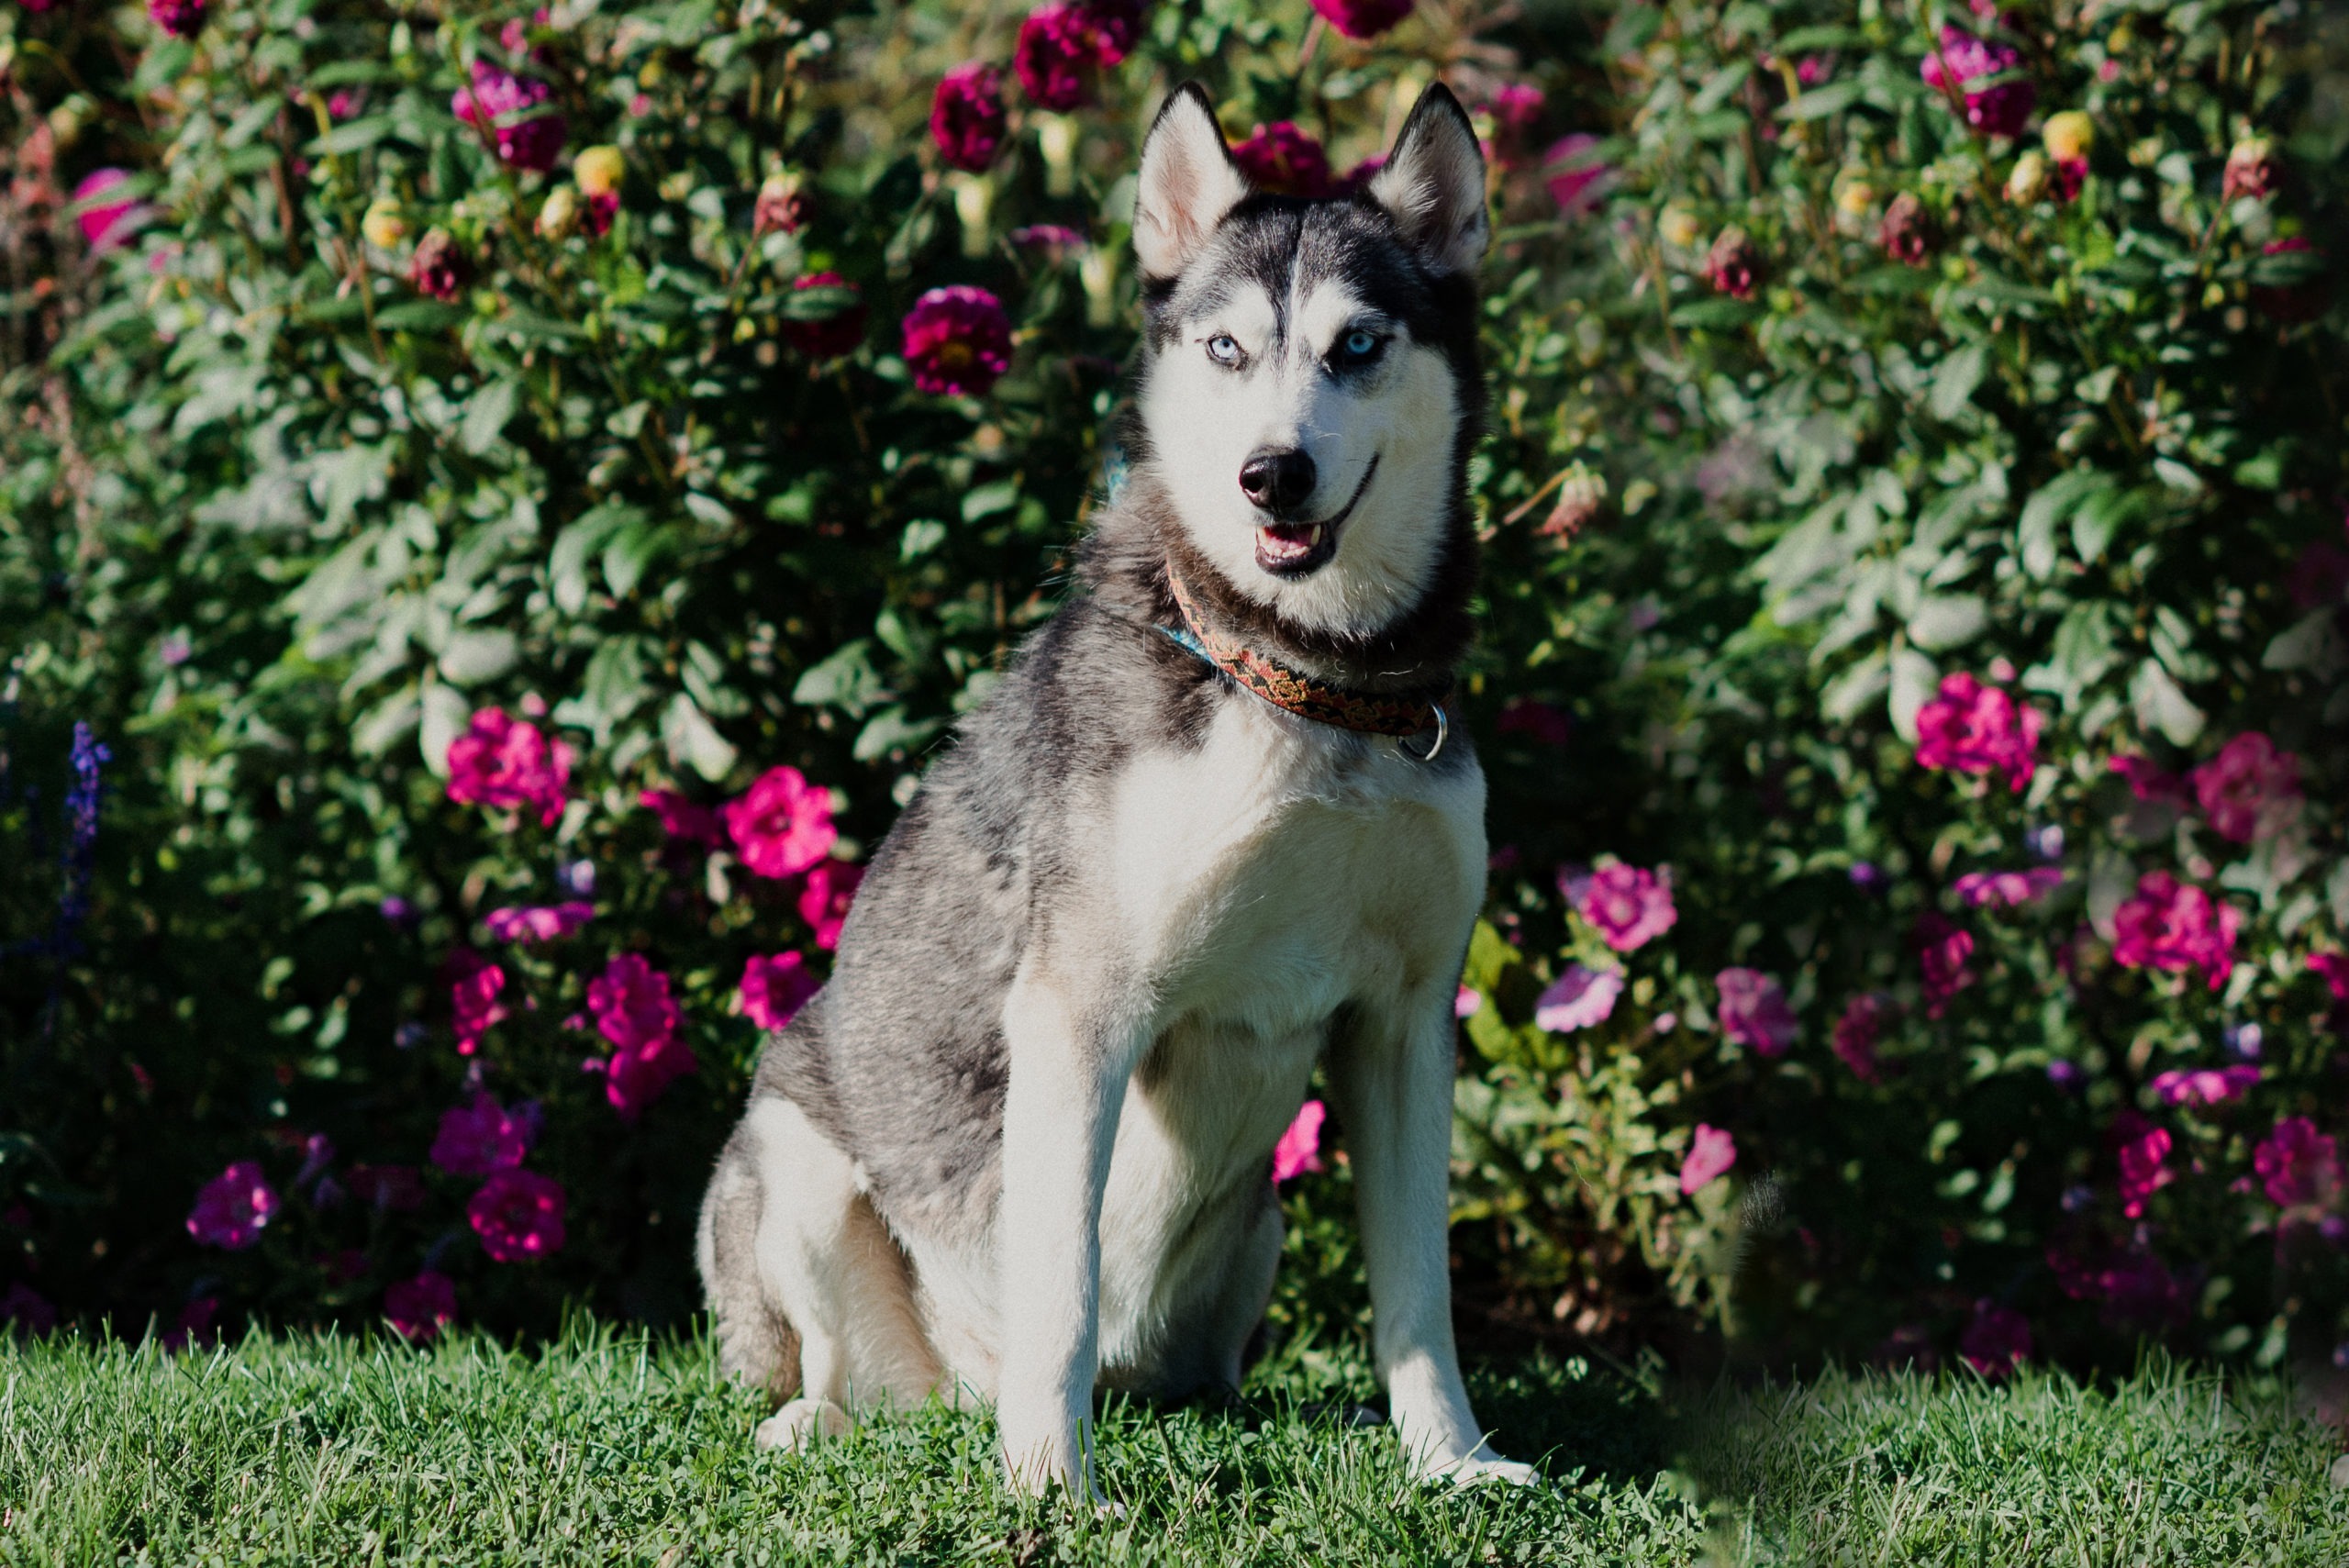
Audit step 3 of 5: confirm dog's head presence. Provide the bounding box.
[1130,83,1487,639]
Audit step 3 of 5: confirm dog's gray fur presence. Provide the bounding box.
[696,83,1533,1496]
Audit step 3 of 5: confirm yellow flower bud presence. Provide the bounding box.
[536,184,580,239]
[573,146,624,199]
[1834,179,1876,219]
[361,197,408,250]
[2042,112,2093,164]
[2006,151,2048,205]
[1658,206,1702,249]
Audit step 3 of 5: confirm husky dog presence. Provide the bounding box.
[697,81,1533,1498]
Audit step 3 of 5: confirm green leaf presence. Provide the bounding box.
[1669,299,1759,329]
[550,502,638,616]
[419,684,471,776]
[1888,650,1940,741]
[438,629,518,686]
[662,693,738,783]
[2130,659,2204,747]
[308,115,397,155]
[1927,343,1987,421]
[792,639,888,717]
[852,706,944,762]
[376,301,466,332]
[777,284,862,321]
[602,520,677,600]
[460,379,520,456]
[1779,80,1865,120]
[962,481,1019,523]
[1690,61,1755,115]
[1908,595,1987,652]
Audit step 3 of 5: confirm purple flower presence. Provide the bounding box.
[1953,868,2064,908]
[1958,1301,2032,1379]
[1715,968,1797,1056]
[1308,0,1416,41]
[187,1161,280,1250]
[1920,25,2035,139]
[1534,964,1623,1033]
[2150,1065,2260,1106]
[384,1272,457,1342]
[482,902,595,943]
[451,60,568,172]
[148,0,207,39]
[1848,862,1887,892]
[430,1093,529,1178]
[468,1169,567,1262]
[900,285,1014,397]
[2046,1059,2083,1091]
[930,63,1009,172]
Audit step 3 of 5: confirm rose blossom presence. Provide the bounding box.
[447,949,508,1056]
[1575,861,1676,952]
[445,707,572,827]
[1706,228,1761,298]
[452,59,568,172]
[187,1161,280,1250]
[1534,964,1623,1033]
[1229,122,1334,199]
[468,1169,567,1262]
[724,765,838,879]
[1831,994,1890,1084]
[1953,868,2063,908]
[1272,1100,1326,1183]
[588,953,696,1117]
[1015,5,1097,111]
[781,272,868,361]
[406,230,472,302]
[1912,913,1975,1018]
[640,787,724,846]
[1913,673,2043,793]
[753,169,809,237]
[931,63,1009,172]
[1715,968,1797,1056]
[2110,872,2242,992]
[1957,1301,2032,1380]
[1308,0,1416,40]
[797,860,863,951]
[384,1272,457,1342]
[1542,135,1612,217]
[900,285,1015,398]
[2254,1117,2341,1209]
[72,170,149,253]
[1878,192,1935,265]
[1679,1124,1736,1196]
[429,1092,529,1178]
[2189,732,2301,845]
[148,0,207,39]
[740,952,821,1032]
[1454,984,1482,1018]
[483,902,595,943]
[2222,137,2280,203]
[2112,1111,2173,1218]
[2149,1065,2260,1106]
[1920,25,2035,139]
[2110,753,2190,806]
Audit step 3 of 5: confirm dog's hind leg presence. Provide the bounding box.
[697,1120,801,1405]
[1199,1183,1285,1389]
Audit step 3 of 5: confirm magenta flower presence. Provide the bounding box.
[1,1282,57,1337]
[430,1092,529,1178]
[740,951,821,1032]
[930,63,1009,172]
[348,1163,424,1212]
[483,902,595,943]
[2110,754,2190,806]
[1715,968,1797,1056]
[1009,224,1090,260]
[2312,951,2349,1003]
[1534,964,1623,1033]
[1957,1301,2032,1380]
[588,953,679,1053]
[384,1272,457,1342]
[1913,673,2043,794]
[2112,1111,2174,1218]
[1496,698,1572,746]
[2190,732,2302,845]
[445,707,573,827]
[797,860,863,951]
[724,764,838,879]
[1542,135,1613,217]
[406,230,472,302]
[2254,1117,2341,1209]
[1015,5,1097,111]
[447,949,508,1056]
[187,1161,280,1250]
[640,787,724,846]
[1229,122,1334,198]
[468,1169,566,1262]
[1576,862,1677,952]
[148,0,207,39]
[451,59,568,172]
[1831,993,1890,1084]
[1453,984,1482,1018]
[781,272,868,361]
[1273,1100,1326,1183]
[1308,0,1416,41]
[1913,914,1976,1019]
[1706,228,1762,299]
[2149,1065,2260,1107]
[1680,1124,1737,1195]
[1920,25,2035,139]
[900,285,1014,397]
[160,1296,219,1353]
[1486,83,1545,133]
[602,1030,696,1118]
[1954,868,2063,908]
[2110,872,2242,992]
[72,170,149,253]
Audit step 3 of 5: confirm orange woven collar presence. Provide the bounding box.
[1159,567,1449,743]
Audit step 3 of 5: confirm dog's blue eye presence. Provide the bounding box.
[1340,329,1381,360]
[1206,334,1241,364]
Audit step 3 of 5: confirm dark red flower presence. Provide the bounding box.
[901,285,1014,397]
[1706,228,1762,298]
[1878,192,1935,266]
[1015,5,1097,112]
[1308,0,1416,41]
[406,230,472,302]
[1230,122,1334,199]
[931,64,1009,172]
[148,0,207,39]
[781,272,868,361]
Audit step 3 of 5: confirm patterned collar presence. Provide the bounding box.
[1158,565,1451,751]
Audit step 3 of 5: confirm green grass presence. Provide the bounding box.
[1,1326,2343,1565]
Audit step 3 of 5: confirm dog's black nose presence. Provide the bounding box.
[1238,449,1317,515]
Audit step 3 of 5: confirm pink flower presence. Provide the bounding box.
[187,1161,280,1250]
[348,1163,424,1212]
[1534,964,1623,1033]
[900,285,1015,398]
[603,1031,696,1118]
[1015,5,1098,111]
[797,860,863,951]
[1831,994,1890,1084]
[1705,228,1762,298]
[483,902,594,943]
[1486,83,1545,134]
[2190,732,2302,845]
[1229,122,1335,199]
[1913,673,2043,794]
[445,708,573,827]
[1576,862,1677,952]
[1453,984,1482,1018]
[740,951,821,1032]
[1272,1100,1326,1183]
[72,169,149,253]
[781,272,868,360]
[1911,912,1976,1021]
[753,170,809,237]
[148,0,207,39]
[1920,25,2035,139]
[2254,1117,2341,1208]
[1680,1124,1737,1195]
[1010,224,1089,259]
[406,230,471,301]
[931,63,1009,172]
[1079,0,1147,64]
[2150,1065,2260,1106]
[723,765,838,879]
[447,949,508,1056]
[1542,135,1613,216]
[451,59,568,172]
[2,1282,58,1336]
[587,953,679,1052]
[1496,698,1572,746]
[1715,968,1797,1055]
[2311,951,2349,1003]
[2110,754,2190,806]
[640,787,724,846]
[1957,1300,2032,1379]
[2110,872,2242,991]
[384,1272,457,1342]
[468,1169,567,1262]
[1308,0,1416,41]
[1796,55,1832,86]
[2112,1111,2174,1218]
[1954,868,2063,908]
[429,1092,529,1178]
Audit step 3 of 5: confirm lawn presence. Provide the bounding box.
[2,1329,2344,1566]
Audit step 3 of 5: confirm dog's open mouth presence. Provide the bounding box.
[1254,456,1378,577]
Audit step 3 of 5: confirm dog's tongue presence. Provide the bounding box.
[1256,520,1323,563]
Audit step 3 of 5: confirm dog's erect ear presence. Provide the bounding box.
[1133,83,1251,284]
[1367,84,1489,276]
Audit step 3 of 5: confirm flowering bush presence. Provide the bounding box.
[2,0,2345,1379]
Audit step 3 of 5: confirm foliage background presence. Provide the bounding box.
[4,0,2347,1382]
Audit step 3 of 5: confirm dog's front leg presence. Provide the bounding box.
[994,964,1138,1504]
[1330,987,1539,1487]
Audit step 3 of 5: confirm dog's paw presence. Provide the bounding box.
[1424,1446,1544,1491]
[754,1396,851,1453]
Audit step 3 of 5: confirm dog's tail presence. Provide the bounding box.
[696,1126,804,1406]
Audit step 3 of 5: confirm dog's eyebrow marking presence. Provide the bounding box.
[1193,284,1277,357]
[1294,280,1383,358]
